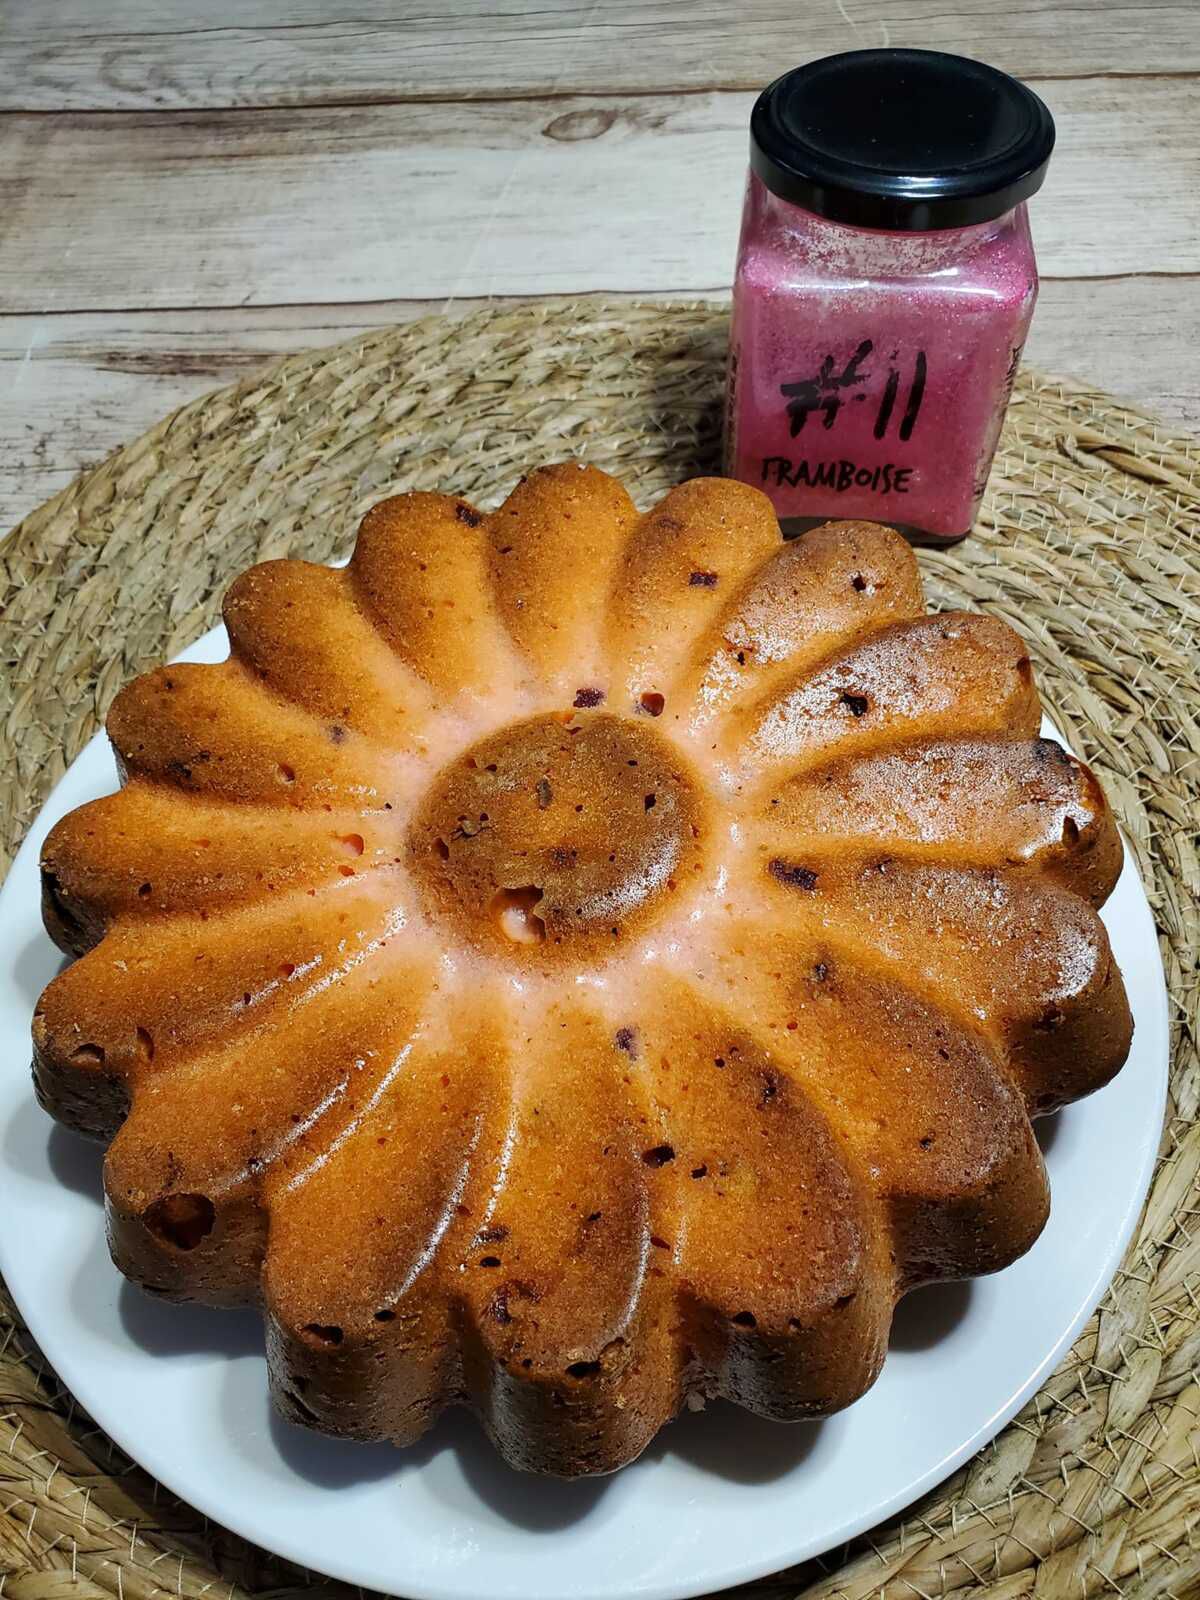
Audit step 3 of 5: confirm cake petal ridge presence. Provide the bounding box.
[41,783,408,934]
[604,476,781,714]
[224,558,435,746]
[483,463,636,695]
[680,518,924,730]
[107,660,390,809]
[752,733,1123,907]
[100,920,436,1305]
[732,611,1041,777]
[350,491,525,705]
[757,855,1133,1112]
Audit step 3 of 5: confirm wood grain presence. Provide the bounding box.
[3,278,1196,536]
[3,0,1197,110]
[1,79,1196,317]
[1,0,1194,540]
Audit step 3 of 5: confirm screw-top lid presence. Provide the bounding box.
[750,49,1055,232]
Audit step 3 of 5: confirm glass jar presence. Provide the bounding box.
[725,50,1054,543]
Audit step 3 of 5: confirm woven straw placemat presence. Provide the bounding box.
[0,301,1197,1600]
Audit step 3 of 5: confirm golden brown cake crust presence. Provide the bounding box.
[32,466,1132,1476]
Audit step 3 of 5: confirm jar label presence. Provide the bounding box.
[752,337,935,505]
[779,339,927,442]
[725,321,1024,540]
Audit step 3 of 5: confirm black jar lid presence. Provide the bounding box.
[750,49,1055,232]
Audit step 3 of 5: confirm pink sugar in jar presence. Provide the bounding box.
[725,49,1054,543]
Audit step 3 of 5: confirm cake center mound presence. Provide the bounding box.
[408,710,706,957]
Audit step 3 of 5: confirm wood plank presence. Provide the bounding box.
[3,0,1196,111]
[0,79,1195,316]
[3,279,1196,536]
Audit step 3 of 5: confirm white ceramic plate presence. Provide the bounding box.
[0,621,1169,1600]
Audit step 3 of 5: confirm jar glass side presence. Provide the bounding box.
[726,174,1039,541]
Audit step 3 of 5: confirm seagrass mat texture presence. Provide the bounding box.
[0,301,1197,1600]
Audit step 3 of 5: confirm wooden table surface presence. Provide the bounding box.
[2,0,1197,535]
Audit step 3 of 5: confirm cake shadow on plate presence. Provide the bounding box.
[13,932,67,1027]
[252,1368,828,1526]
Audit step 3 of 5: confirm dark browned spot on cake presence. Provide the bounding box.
[573,686,605,709]
[135,1027,155,1063]
[689,570,719,588]
[638,691,665,717]
[455,502,483,527]
[840,692,870,718]
[476,1224,509,1245]
[143,1193,215,1252]
[768,859,819,891]
[489,1288,513,1325]
[691,1164,708,1179]
[277,762,296,784]
[338,832,365,856]
[644,793,656,811]
[434,837,450,861]
[731,1310,757,1329]
[302,1322,344,1347]
[851,573,868,591]
[42,870,85,940]
[1035,1004,1066,1032]
[566,1358,602,1379]
[1062,815,1080,846]
[642,1144,675,1167]
[1016,656,1033,685]
[614,1026,638,1057]
[137,882,152,899]
[374,1308,396,1322]
[535,777,553,809]
[479,1255,503,1269]
[328,724,347,744]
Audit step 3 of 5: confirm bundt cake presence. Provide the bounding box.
[32,464,1132,1477]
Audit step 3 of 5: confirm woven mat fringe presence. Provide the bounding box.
[1,302,1197,1600]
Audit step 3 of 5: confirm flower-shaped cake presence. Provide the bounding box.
[34,465,1132,1476]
